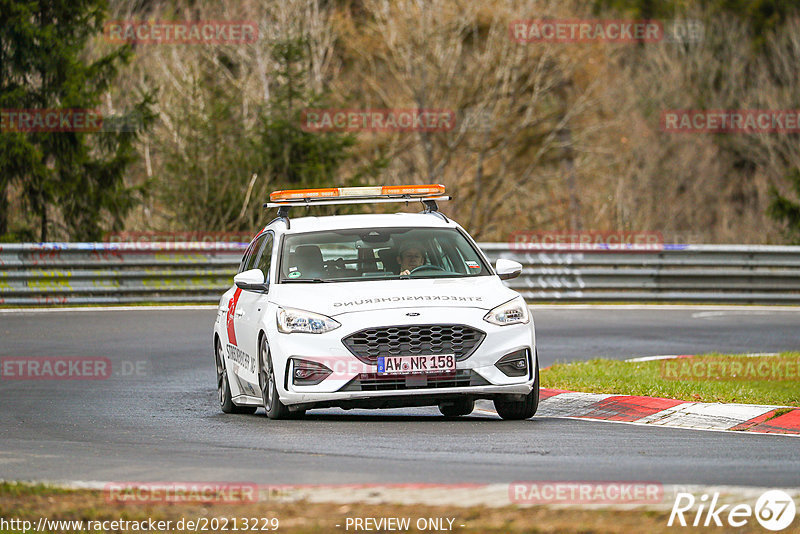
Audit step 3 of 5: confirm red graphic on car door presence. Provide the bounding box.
[226,287,243,346]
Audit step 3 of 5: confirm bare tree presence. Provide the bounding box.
[334,0,612,239]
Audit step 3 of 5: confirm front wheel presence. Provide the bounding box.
[215,338,256,414]
[258,336,302,420]
[493,356,539,420]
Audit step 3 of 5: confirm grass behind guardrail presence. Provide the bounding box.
[541,352,800,406]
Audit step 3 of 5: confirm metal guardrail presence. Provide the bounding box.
[0,242,243,306]
[1,242,799,305]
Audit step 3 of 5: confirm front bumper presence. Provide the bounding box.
[267,306,536,407]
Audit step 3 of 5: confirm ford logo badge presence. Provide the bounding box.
[405,312,420,316]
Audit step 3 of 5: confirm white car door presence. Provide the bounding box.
[230,231,274,395]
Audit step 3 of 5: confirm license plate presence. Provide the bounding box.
[377,354,456,375]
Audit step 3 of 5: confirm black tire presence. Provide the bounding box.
[215,338,257,414]
[258,335,301,420]
[438,398,475,417]
[493,356,539,420]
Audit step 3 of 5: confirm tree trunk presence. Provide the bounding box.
[0,182,8,237]
[558,126,581,231]
[39,198,47,242]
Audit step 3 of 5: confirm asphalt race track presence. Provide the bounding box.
[1,306,799,486]
[532,306,800,365]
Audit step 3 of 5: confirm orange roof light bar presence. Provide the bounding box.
[380,184,445,196]
[269,184,445,202]
[269,187,340,201]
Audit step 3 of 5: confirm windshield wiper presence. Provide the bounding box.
[282,278,332,283]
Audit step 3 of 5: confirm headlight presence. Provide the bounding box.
[483,296,529,326]
[277,306,341,334]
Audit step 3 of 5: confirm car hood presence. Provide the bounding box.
[269,276,518,316]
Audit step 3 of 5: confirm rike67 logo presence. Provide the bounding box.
[669,490,796,531]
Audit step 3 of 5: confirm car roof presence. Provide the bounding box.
[268,212,458,234]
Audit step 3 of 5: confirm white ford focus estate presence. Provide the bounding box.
[212,185,538,420]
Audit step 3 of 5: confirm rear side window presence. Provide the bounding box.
[255,233,274,282]
[238,242,256,274]
[238,233,270,273]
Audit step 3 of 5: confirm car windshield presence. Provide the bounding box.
[278,227,490,283]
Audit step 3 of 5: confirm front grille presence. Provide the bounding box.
[340,369,489,392]
[342,324,486,364]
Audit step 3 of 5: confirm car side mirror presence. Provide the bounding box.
[495,259,522,281]
[234,268,268,291]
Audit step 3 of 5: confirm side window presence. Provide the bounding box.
[255,233,274,283]
[240,233,269,273]
[238,241,257,274]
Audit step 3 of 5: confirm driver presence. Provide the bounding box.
[397,243,426,276]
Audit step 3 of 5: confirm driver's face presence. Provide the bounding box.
[398,248,424,271]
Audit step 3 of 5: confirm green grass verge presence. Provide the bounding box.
[541,352,800,406]
[0,481,72,497]
[0,482,701,534]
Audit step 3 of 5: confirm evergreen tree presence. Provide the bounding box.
[161,36,385,231]
[0,0,154,241]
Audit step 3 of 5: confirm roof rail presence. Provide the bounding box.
[266,207,291,229]
[422,199,448,222]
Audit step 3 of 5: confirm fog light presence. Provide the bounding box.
[495,349,529,377]
[291,359,332,386]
